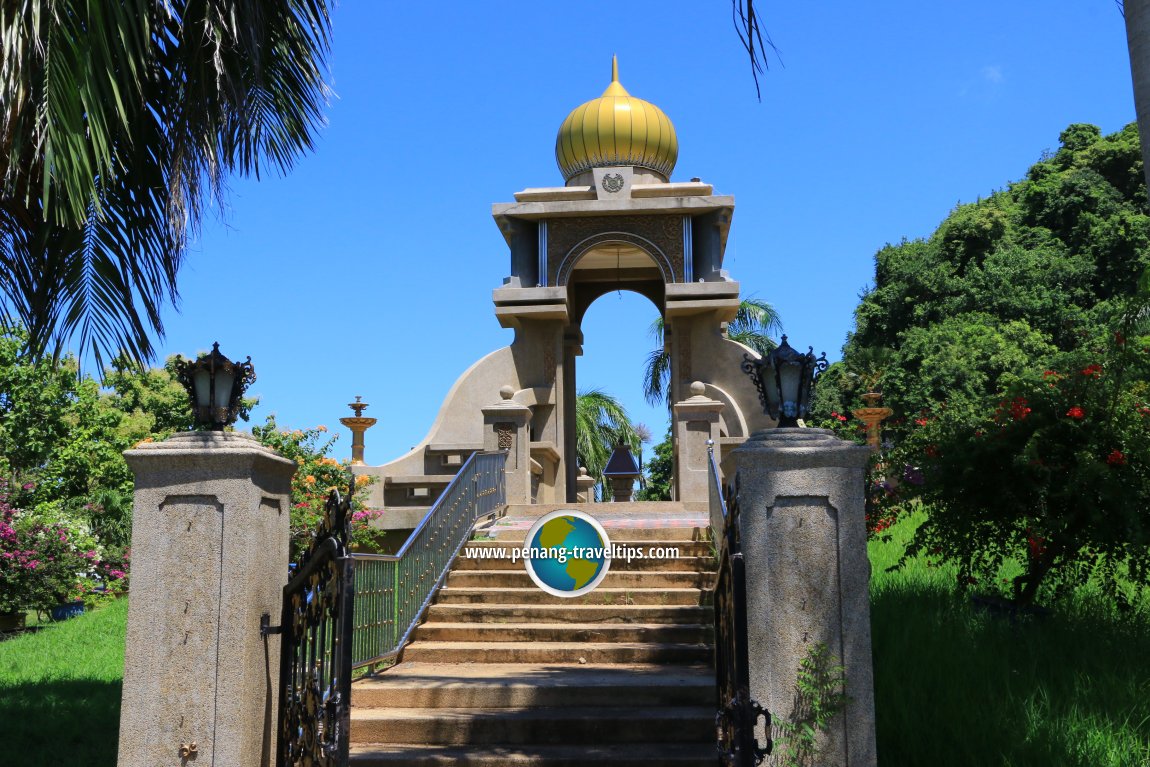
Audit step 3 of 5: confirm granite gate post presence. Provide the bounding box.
[117,432,295,767]
[730,428,877,766]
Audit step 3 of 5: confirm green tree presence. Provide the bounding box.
[574,388,642,498]
[0,1,333,365]
[635,428,674,501]
[835,122,1150,606]
[847,123,1149,443]
[0,330,77,489]
[893,302,1150,607]
[643,297,782,406]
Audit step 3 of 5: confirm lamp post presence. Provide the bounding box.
[339,396,378,466]
[741,335,828,427]
[174,342,256,430]
[602,442,642,502]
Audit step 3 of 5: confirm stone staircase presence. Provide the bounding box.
[349,503,718,766]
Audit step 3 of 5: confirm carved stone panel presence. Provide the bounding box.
[547,215,685,286]
[496,423,514,450]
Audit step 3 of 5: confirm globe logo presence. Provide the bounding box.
[523,510,612,597]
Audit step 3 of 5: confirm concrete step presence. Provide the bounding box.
[411,621,712,644]
[464,538,716,558]
[425,603,713,624]
[352,662,715,708]
[446,569,714,589]
[349,743,717,766]
[452,553,716,572]
[484,526,709,543]
[503,502,691,516]
[398,640,711,665]
[350,705,714,745]
[434,587,712,606]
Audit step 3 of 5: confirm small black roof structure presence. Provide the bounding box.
[602,443,641,478]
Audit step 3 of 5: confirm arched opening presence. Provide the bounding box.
[562,243,670,501]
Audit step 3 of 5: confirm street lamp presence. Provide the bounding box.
[741,335,827,428]
[174,342,256,430]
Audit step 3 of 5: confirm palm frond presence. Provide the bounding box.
[0,0,333,366]
[574,388,641,492]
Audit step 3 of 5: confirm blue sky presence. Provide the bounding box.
[150,1,1137,464]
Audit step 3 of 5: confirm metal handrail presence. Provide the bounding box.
[350,450,506,669]
[709,441,772,765]
[707,440,727,550]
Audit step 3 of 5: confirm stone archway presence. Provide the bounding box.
[361,63,775,512]
[558,241,670,500]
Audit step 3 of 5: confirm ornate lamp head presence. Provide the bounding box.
[741,335,828,428]
[174,342,256,431]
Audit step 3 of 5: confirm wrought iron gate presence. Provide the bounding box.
[710,456,772,766]
[270,483,355,767]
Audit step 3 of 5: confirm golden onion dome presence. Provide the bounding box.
[555,57,678,183]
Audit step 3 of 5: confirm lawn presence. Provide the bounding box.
[870,513,1150,766]
[0,598,127,767]
[1,517,1148,766]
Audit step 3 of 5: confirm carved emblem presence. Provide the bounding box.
[497,423,514,450]
[602,173,625,193]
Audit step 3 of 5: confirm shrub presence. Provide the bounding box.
[0,483,125,613]
[252,416,382,559]
[893,319,1150,607]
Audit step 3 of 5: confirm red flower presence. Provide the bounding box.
[915,417,929,427]
[1115,331,1126,346]
[1081,364,1103,378]
[1066,406,1085,420]
[1027,529,1047,559]
[830,412,847,422]
[925,445,940,458]
[1009,397,1031,421]
[1107,449,1127,466]
[1043,370,1060,378]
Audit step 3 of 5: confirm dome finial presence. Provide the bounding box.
[555,60,679,184]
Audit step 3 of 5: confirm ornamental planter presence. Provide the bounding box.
[49,601,85,622]
[0,612,26,632]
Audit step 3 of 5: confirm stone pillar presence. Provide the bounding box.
[482,385,532,504]
[118,432,295,767]
[575,467,597,503]
[672,381,724,509]
[731,428,876,767]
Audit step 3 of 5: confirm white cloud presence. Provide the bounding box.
[981,65,1004,84]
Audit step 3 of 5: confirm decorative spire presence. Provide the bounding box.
[555,57,678,183]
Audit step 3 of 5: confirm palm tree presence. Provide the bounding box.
[643,296,783,406]
[574,388,642,497]
[0,1,332,366]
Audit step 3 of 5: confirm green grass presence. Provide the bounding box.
[0,599,127,767]
[870,513,1150,766]
[3,527,1150,766]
